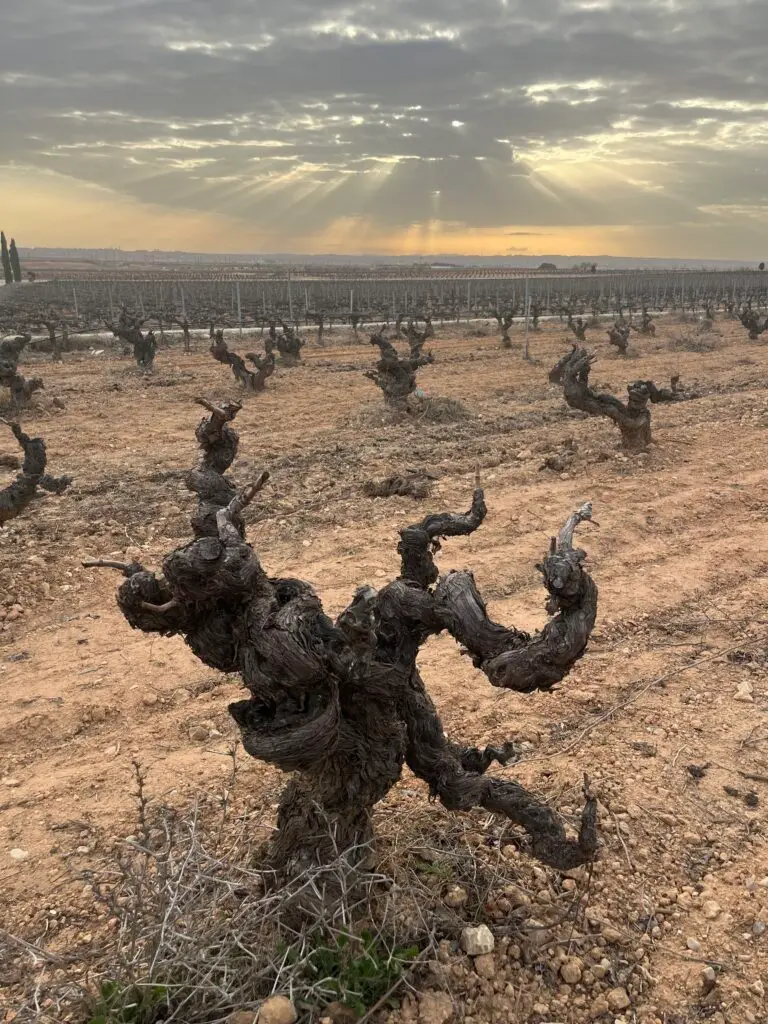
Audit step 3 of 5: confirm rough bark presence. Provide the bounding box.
[637,309,656,336]
[406,317,434,347]
[210,330,275,392]
[0,334,43,408]
[738,308,768,341]
[556,346,682,451]
[0,421,72,525]
[109,309,156,369]
[270,321,305,365]
[491,307,518,348]
[365,327,434,408]
[86,403,600,879]
[173,317,192,353]
[567,315,588,342]
[607,322,630,355]
[549,346,576,384]
[42,319,62,362]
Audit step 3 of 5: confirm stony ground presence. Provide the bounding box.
[0,317,767,1023]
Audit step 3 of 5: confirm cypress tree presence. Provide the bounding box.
[9,239,21,282]
[0,232,12,285]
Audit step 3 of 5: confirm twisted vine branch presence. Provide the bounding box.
[85,401,600,876]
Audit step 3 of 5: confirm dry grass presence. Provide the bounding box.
[1,765,431,1023]
[349,394,469,428]
[1,755,596,1024]
[362,474,433,499]
[669,322,725,353]
[409,396,469,423]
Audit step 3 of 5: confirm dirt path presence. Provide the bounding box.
[1,320,767,1022]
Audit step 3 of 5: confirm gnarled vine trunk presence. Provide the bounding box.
[637,309,656,336]
[210,330,275,392]
[492,308,517,348]
[556,346,683,451]
[738,308,768,341]
[86,401,599,879]
[0,334,43,408]
[607,322,630,355]
[271,321,304,365]
[365,327,434,408]
[567,316,588,342]
[1,422,72,525]
[174,317,191,353]
[109,310,156,370]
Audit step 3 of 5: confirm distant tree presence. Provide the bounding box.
[9,239,21,283]
[760,262,765,271]
[0,232,11,286]
[538,262,557,272]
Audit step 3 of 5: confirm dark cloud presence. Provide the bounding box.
[2,0,767,250]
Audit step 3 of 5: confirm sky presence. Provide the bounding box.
[1,0,767,258]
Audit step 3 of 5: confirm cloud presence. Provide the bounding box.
[1,0,767,256]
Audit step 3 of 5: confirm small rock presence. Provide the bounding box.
[750,980,765,999]
[735,680,754,703]
[752,921,766,937]
[560,957,583,984]
[562,865,587,882]
[473,954,495,979]
[590,995,609,1018]
[189,725,210,742]
[443,885,468,909]
[607,987,631,1011]
[2,777,21,788]
[460,924,495,956]
[592,960,610,980]
[702,901,722,920]
[257,995,297,1024]
[418,991,453,1024]
[686,937,701,952]
[9,848,29,861]
[702,966,717,994]
[142,693,159,707]
[323,1003,359,1024]
[501,883,530,907]
[602,925,626,944]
